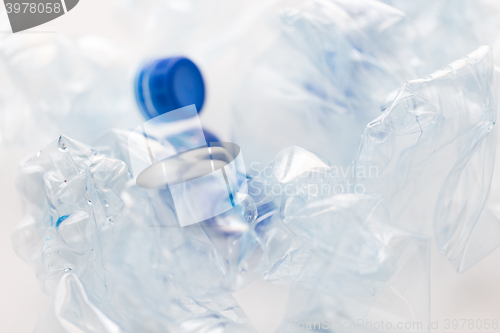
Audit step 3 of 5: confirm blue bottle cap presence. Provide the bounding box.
[135,57,205,120]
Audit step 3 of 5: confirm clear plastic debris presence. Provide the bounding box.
[357,46,498,272]
[13,134,431,332]
[13,134,263,332]
[246,146,430,331]
[232,0,423,172]
[7,0,500,331]
[276,195,430,333]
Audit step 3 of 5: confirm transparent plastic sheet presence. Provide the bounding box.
[357,46,498,272]
[247,147,430,332]
[232,0,423,173]
[12,134,262,332]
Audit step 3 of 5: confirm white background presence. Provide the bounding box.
[1,1,500,332]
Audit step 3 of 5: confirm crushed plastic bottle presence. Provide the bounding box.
[13,133,263,332]
[357,46,498,272]
[245,146,430,331]
[7,0,500,331]
[232,0,423,174]
[276,195,430,332]
[14,133,431,332]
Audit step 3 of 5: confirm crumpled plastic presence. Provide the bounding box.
[8,1,500,331]
[357,46,498,272]
[277,195,429,333]
[13,133,431,332]
[232,0,423,172]
[246,146,430,332]
[13,133,263,332]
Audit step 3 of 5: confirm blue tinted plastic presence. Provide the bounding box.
[135,57,205,120]
[203,129,219,144]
